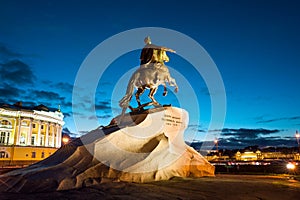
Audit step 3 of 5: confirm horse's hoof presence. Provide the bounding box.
[139,107,145,112]
[128,106,134,111]
[154,104,162,108]
[129,107,140,112]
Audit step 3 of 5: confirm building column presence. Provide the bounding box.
[58,125,62,148]
[16,117,22,145]
[13,117,18,145]
[55,124,60,148]
[45,123,49,147]
[51,124,55,147]
[27,119,33,146]
[37,121,41,146]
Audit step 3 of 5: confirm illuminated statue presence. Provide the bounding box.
[119,63,178,115]
[119,37,177,116]
[140,36,176,65]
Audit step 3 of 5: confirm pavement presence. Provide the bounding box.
[0,174,299,200]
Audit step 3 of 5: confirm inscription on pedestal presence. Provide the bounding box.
[161,114,183,127]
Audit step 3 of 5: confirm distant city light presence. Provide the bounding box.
[286,162,296,170]
[214,138,219,153]
[214,139,218,144]
[62,137,70,145]
[296,130,300,153]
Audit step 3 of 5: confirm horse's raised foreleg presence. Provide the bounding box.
[163,82,168,96]
[135,87,145,107]
[168,77,178,93]
[148,87,159,105]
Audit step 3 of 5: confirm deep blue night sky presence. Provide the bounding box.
[0,0,300,149]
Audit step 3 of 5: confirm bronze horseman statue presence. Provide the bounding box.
[119,36,178,116]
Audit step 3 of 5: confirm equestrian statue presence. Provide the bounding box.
[119,36,178,116]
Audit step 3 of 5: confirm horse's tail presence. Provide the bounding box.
[119,73,137,109]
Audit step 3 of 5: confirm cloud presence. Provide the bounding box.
[0,59,35,85]
[191,136,297,150]
[62,112,71,117]
[95,101,111,111]
[88,116,98,120]
[219,136,297,149]
[19,89,71,113]
[87,114,111,120]
[71,100,111,114]
[29,90,65,101]
[97,114,112,119]
[99,81,114,86]
[200,87,227,96]
[96,91,107,96]
[200,87,210,96]
[0,83,25,99]
[0,43,22,60]
[0,82,72,116]
[256,116,300,124]
[0,45,73,122]
[219,128,280,139]
[187,124,206,133]
[78,130,89,135]
[62,127,78,138]
[50,82,74,93]
[61,101,72,108]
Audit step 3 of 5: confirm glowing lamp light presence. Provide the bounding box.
[286,163,296,170]
[62,137,70,144]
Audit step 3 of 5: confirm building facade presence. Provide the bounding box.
[235,150,297,161]
[0,103,64,166]
[204,150,300,162]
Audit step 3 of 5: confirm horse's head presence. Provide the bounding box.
[174,87,178,93]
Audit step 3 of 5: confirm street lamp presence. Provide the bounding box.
[296,130,300,153]
[214,138,219,161]
[214,138,218,152]
[62,137,69,145]
[286,162,296,178]
[287,162,296,170]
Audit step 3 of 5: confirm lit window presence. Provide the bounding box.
[0,151,8,158]
[21,121,28,126]
[31,136,35,145]
[40,136,44,146]
[1,120,11,126]
[0,132,5,144]
[20,134,26,144]
[0,132,10,145]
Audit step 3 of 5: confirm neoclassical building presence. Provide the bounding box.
[0,103,65,166]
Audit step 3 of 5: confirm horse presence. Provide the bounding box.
[119,62,178,116]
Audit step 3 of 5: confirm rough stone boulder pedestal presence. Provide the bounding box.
[0,106,214,192]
